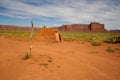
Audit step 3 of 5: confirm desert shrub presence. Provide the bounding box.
[22,52,31,60]
[106,47,115,53]
[105,36,120,44]
[115,48,120,50]
[91,42,101,46]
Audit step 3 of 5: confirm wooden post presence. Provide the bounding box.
[29,21,34,54]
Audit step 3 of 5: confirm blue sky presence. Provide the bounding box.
[0,0,120,30]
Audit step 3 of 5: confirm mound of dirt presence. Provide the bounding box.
[33,26,61,41]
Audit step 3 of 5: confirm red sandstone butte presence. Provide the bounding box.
[58,22,107,32]
[90,22,107,32]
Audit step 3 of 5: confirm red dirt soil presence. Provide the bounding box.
[0,37,120,80]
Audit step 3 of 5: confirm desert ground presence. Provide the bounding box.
[0,37,120,80]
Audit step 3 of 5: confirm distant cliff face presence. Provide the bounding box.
[0,25,39,31]
[58,22,107,32]
[0,22,107,32]
[90,22,107,32]
[59,24,90,31]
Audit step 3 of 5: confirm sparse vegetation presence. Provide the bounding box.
[1,30,120,80]
[106,47,115,53]
[105,36,120,43]
[60,32,120,42]
[22,52,31,60]
[115,48,120,50]
[91,42,101,46]
[1,30,120,42]
[0,30,32,38]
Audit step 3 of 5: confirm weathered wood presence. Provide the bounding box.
[29,21,34,54]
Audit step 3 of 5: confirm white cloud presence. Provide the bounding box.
[0,0,120,29]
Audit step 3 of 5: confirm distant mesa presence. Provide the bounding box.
[0,22,107,32]
[56,22,107,32]
[0,25,39,31]
[110,30,120,32]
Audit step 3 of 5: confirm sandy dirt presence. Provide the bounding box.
[0,37,120,80]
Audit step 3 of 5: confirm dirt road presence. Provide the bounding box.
[0,37,120,80]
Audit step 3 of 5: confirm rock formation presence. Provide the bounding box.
[0,22,107,32]
[58,22,107,32]
[90,22,106,32]
[0,25,39,31]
